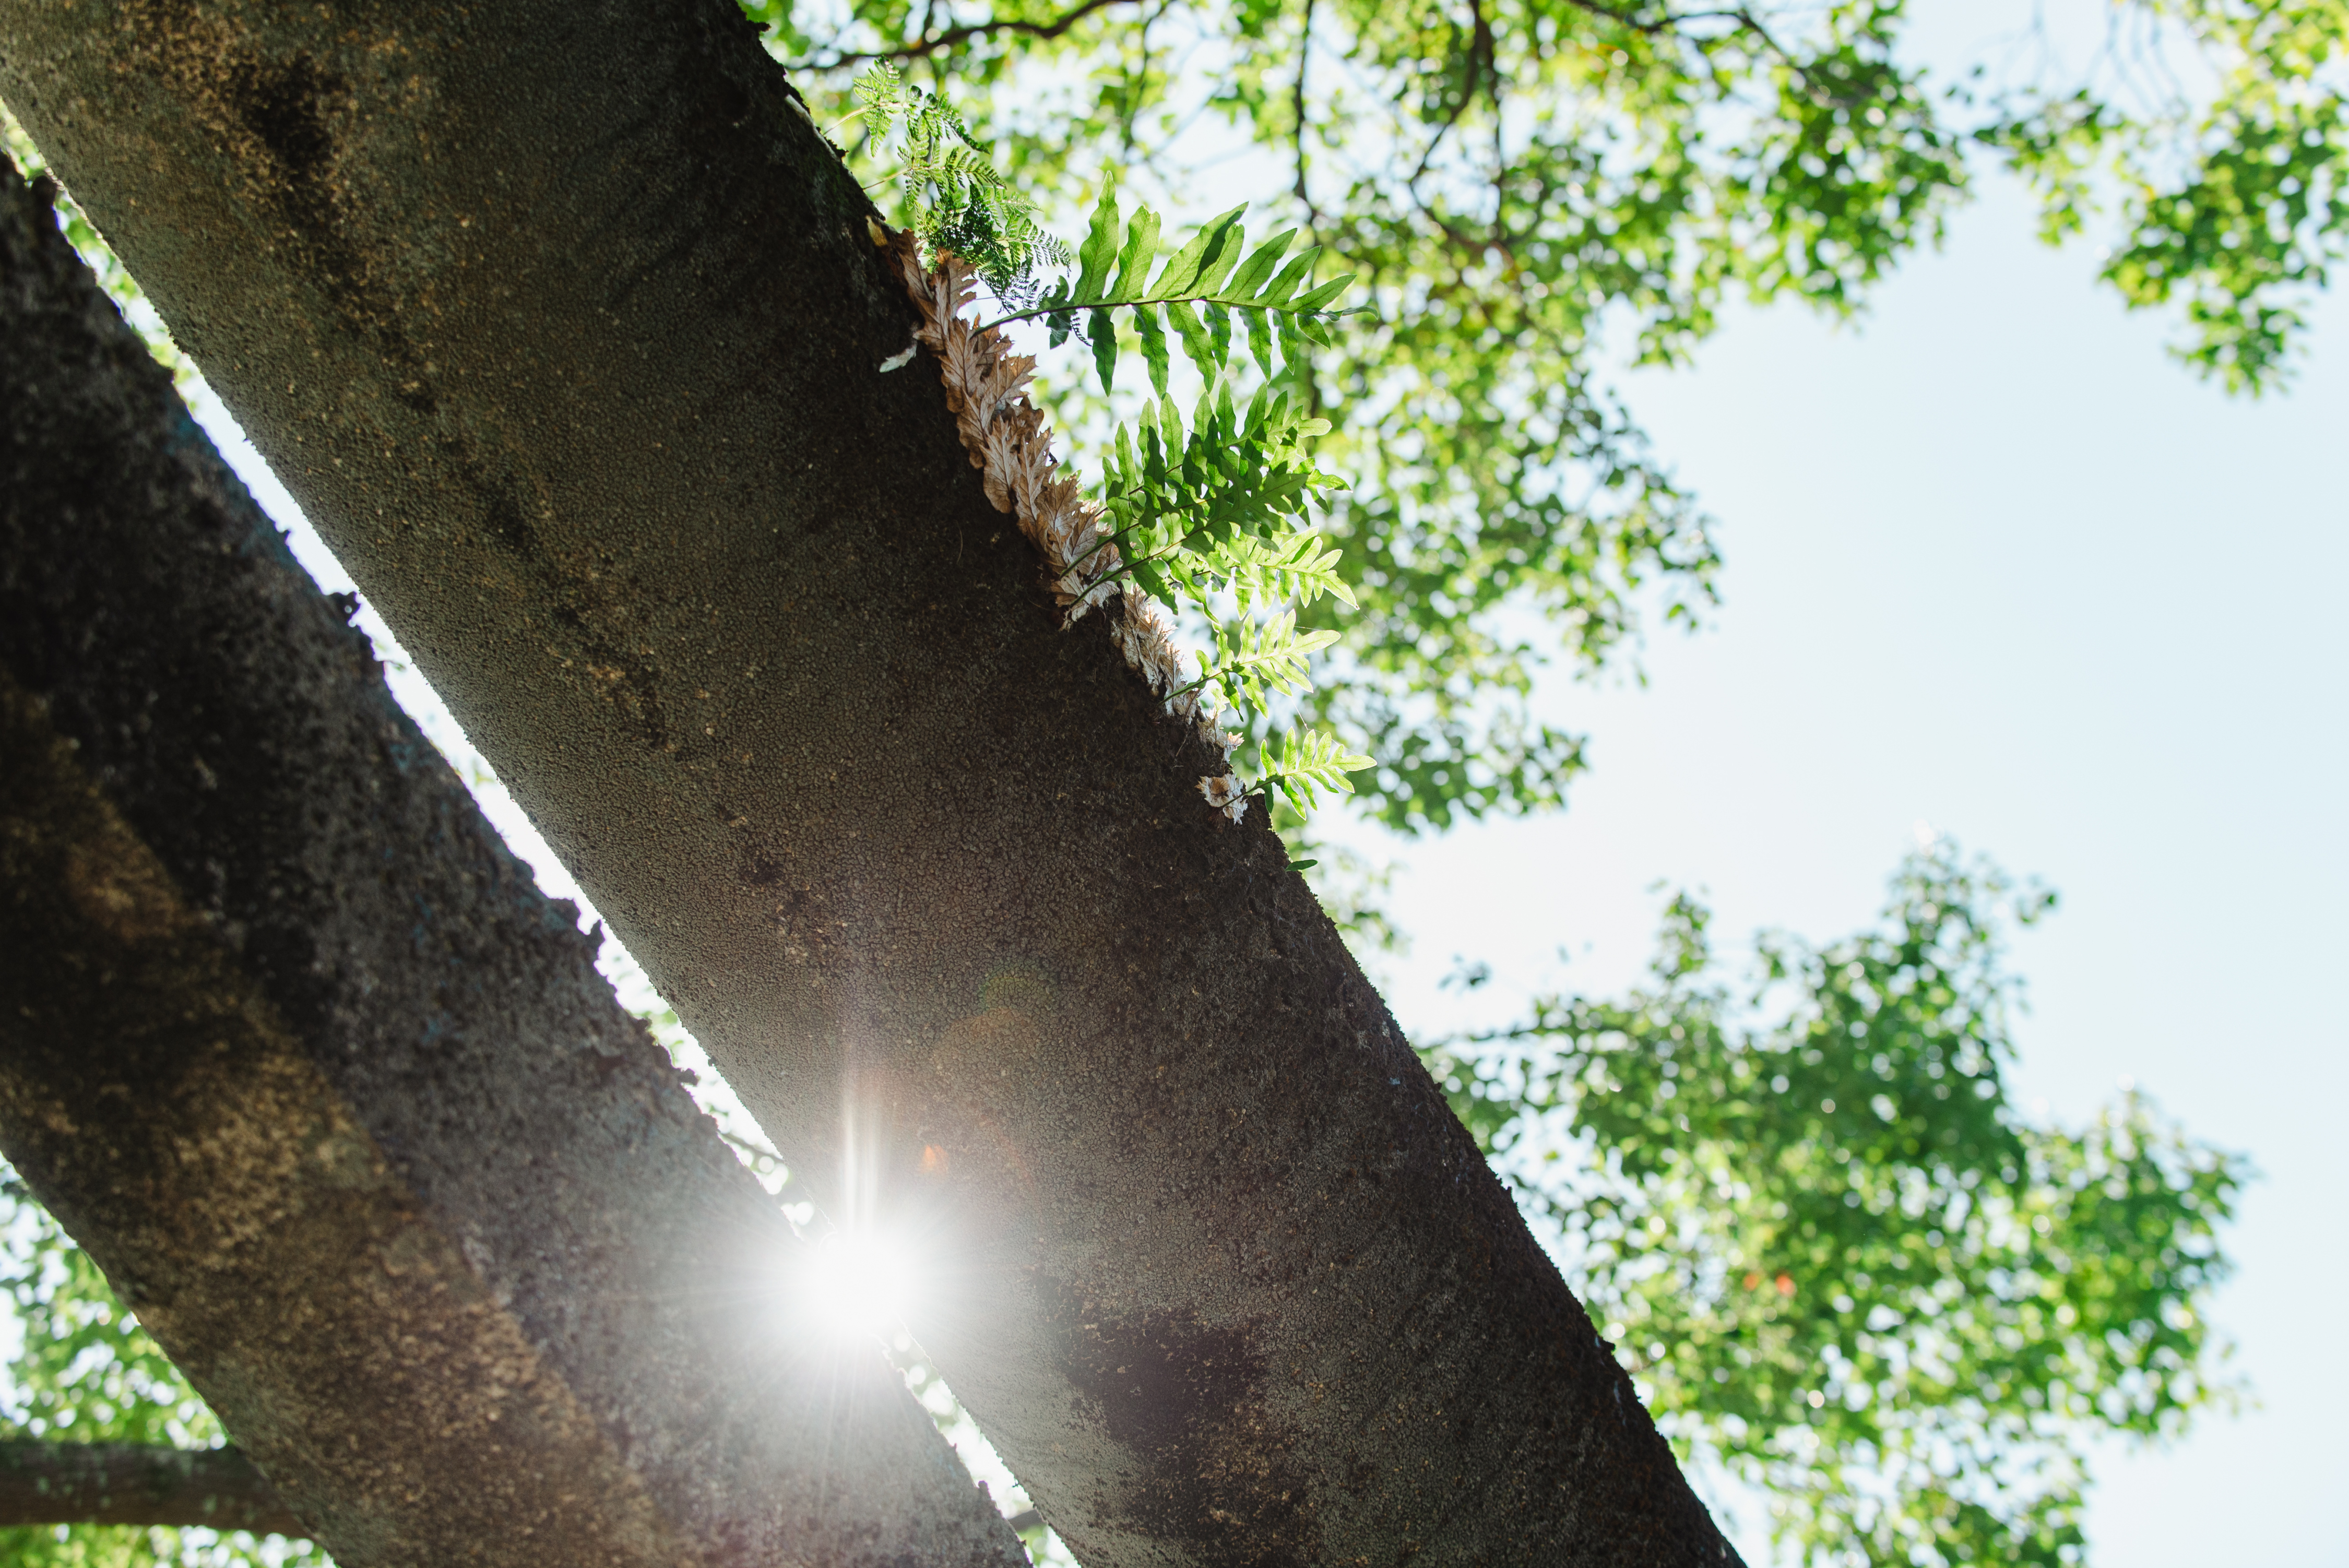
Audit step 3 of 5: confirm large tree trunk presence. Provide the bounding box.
[0,157,1026,1568]
[0,2,1740,1561]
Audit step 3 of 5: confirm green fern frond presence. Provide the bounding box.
[994,179,1362,394]
[1100,379,1343,601]
[1181,609,1340,715]
[851,65,1069,304]
[854,74,1364,819]
[1200,532,1355,617]
[1255,727,1376,817]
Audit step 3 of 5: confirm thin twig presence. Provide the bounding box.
[1294,0,1321,225]
[1560,1,1879,112]
[1557,0,1759,41]
[793,0,1140,69]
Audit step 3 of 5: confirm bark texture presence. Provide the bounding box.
[0,2,1743,1561]
[0,1442,304,1535]
[0,158,1026,1568]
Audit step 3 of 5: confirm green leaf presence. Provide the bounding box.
[1111,207,1161,303]
[1190,207,1252,297]
[851,63,905,131]
[1223,228,1298,302]
[1192,609,1337,710]
[1075,176,1121,303]
[1158,390,1187,454]
[857,67,1067,303]
[1149,203,1248,299]
[1243,304,1277,378]
[1290,273,1355,314]
[1253,725,1374,816]
[1136,304,1172,399]
[1262,246,1321,306]
[1090,306,1119,395]
[1166,299,1219,378]
[1275,311,1308,374]
[1130,556,1170,602]
[1219,532,1354,614]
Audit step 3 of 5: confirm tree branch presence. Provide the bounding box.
[1561,1,1879,111]
[797,0,1138,69]
[0,1443,305,1536]
[1558,0,1765,41]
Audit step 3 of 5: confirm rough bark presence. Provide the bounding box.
[0,2,1743,1562]
[0,1443,304,1535]
[0,158,1026,1568]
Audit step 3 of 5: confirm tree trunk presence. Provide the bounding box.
[0,157,1025,1568]
[0,2,1740,1561]
[0,1443,303,1536]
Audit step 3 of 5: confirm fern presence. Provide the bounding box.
[1256,727,1378,818]
[989,179,1358,398]
[854,68,1373,819]
[1063,206,1365,819]
[1096,381,1345,604]
[848,64,1069,305]
[1185,531,1354,620]
[1179,610,1339,720]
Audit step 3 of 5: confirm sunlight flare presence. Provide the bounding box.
[799,1226,922,1341]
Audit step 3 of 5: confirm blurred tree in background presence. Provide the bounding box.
[1427,843,2246,1564]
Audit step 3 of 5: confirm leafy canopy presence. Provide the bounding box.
[764,0,2349,830]
[1423,844,2246,1567]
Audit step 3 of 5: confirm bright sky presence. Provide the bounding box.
[186,15,2343,1561]
[1328,164,2349,1564]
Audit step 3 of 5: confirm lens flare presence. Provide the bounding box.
[800,1227,921,1341]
